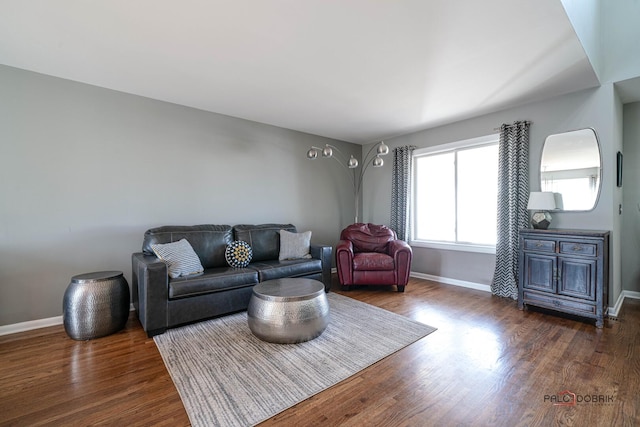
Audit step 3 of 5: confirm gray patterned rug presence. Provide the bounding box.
[154,292,436,427]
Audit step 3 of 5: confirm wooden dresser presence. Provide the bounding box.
[518,229,610,327]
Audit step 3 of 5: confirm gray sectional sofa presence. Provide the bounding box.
[131,223,332,337]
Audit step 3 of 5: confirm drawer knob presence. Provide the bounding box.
[535,242,543,247]
[553,300,561,307]
[573,245,583,251]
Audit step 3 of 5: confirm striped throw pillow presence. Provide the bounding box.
[151,238,204,278]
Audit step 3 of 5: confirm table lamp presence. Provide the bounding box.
[527,192,556,229]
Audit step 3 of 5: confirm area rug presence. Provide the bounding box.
[154,292,436,427]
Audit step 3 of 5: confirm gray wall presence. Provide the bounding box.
[1,67,635,326]
[622,101,640,293]
[561,0,640,84]
[362,84,624,303]
[600,0,640,84]
[0,65,360,326]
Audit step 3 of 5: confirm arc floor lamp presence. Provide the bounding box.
[306,141,389,223]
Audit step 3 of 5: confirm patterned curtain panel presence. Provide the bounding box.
[390,145,416,241]
[491,121,531,299]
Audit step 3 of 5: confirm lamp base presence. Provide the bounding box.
[531,211,552,230]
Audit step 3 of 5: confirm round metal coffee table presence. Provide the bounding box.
[247,278,329,344]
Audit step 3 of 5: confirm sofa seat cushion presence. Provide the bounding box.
[249,259,322,282]
[169,267,258,299]
[352,252,395,271]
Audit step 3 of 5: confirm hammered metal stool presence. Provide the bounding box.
[63,271,130,340]
[247,278,329,344]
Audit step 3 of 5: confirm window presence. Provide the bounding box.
[412,134,499,252]
[541,169,600,210]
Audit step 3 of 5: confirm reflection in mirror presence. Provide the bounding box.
[540,128,601,211]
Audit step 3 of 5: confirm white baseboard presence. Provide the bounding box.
[0,315,64,337]
[333,268,491,292]
[609,290,640,318]
[0,304,136,337]
[409,273,640,318]
[410,272,492,293]
[3,287,640,336]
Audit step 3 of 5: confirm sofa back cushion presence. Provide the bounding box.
[340,223,397,253]
[233,224,296,262]
[142,225,233,269]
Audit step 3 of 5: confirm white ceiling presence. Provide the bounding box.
[0,0,600,144]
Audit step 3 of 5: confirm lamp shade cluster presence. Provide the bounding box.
[306,141,389,170]
[306,141,389,223]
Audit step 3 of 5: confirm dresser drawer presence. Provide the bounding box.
[523,290,596,316]
[523,239,556,253]
[559,241,597,257]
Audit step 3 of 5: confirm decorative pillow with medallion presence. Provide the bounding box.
[225,240,253,268]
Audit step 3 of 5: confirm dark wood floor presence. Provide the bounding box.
[1,276,639,426]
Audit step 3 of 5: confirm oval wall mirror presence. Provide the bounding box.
[540,128,601,211]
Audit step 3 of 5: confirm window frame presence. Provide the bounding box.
[410,133,500,254]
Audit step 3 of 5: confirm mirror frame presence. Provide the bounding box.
[538,127,602,212]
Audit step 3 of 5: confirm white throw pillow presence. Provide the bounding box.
[151,238,204,278]
[279,229,312,260]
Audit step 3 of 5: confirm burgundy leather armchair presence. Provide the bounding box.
[336,223,412,292]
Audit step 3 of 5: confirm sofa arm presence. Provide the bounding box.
[336,240,354,286]
[387,240,413,287]
[132,252,169,337]
[310,244,333,292]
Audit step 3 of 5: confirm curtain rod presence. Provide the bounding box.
[493,120,533,132]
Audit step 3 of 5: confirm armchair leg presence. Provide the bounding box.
[341,285,351,291]
[397,285,405,293]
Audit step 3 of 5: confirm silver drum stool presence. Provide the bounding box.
[248,278,329,344]
[63,271,130,340]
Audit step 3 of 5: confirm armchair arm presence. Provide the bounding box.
[310,244,333,292]
[336,239,355,286]
[131,252,169,337]
[387,240,413,287]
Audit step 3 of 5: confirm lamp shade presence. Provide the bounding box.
[527,192,556,210]
[377,141,389,156]
[306,148,318,159]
